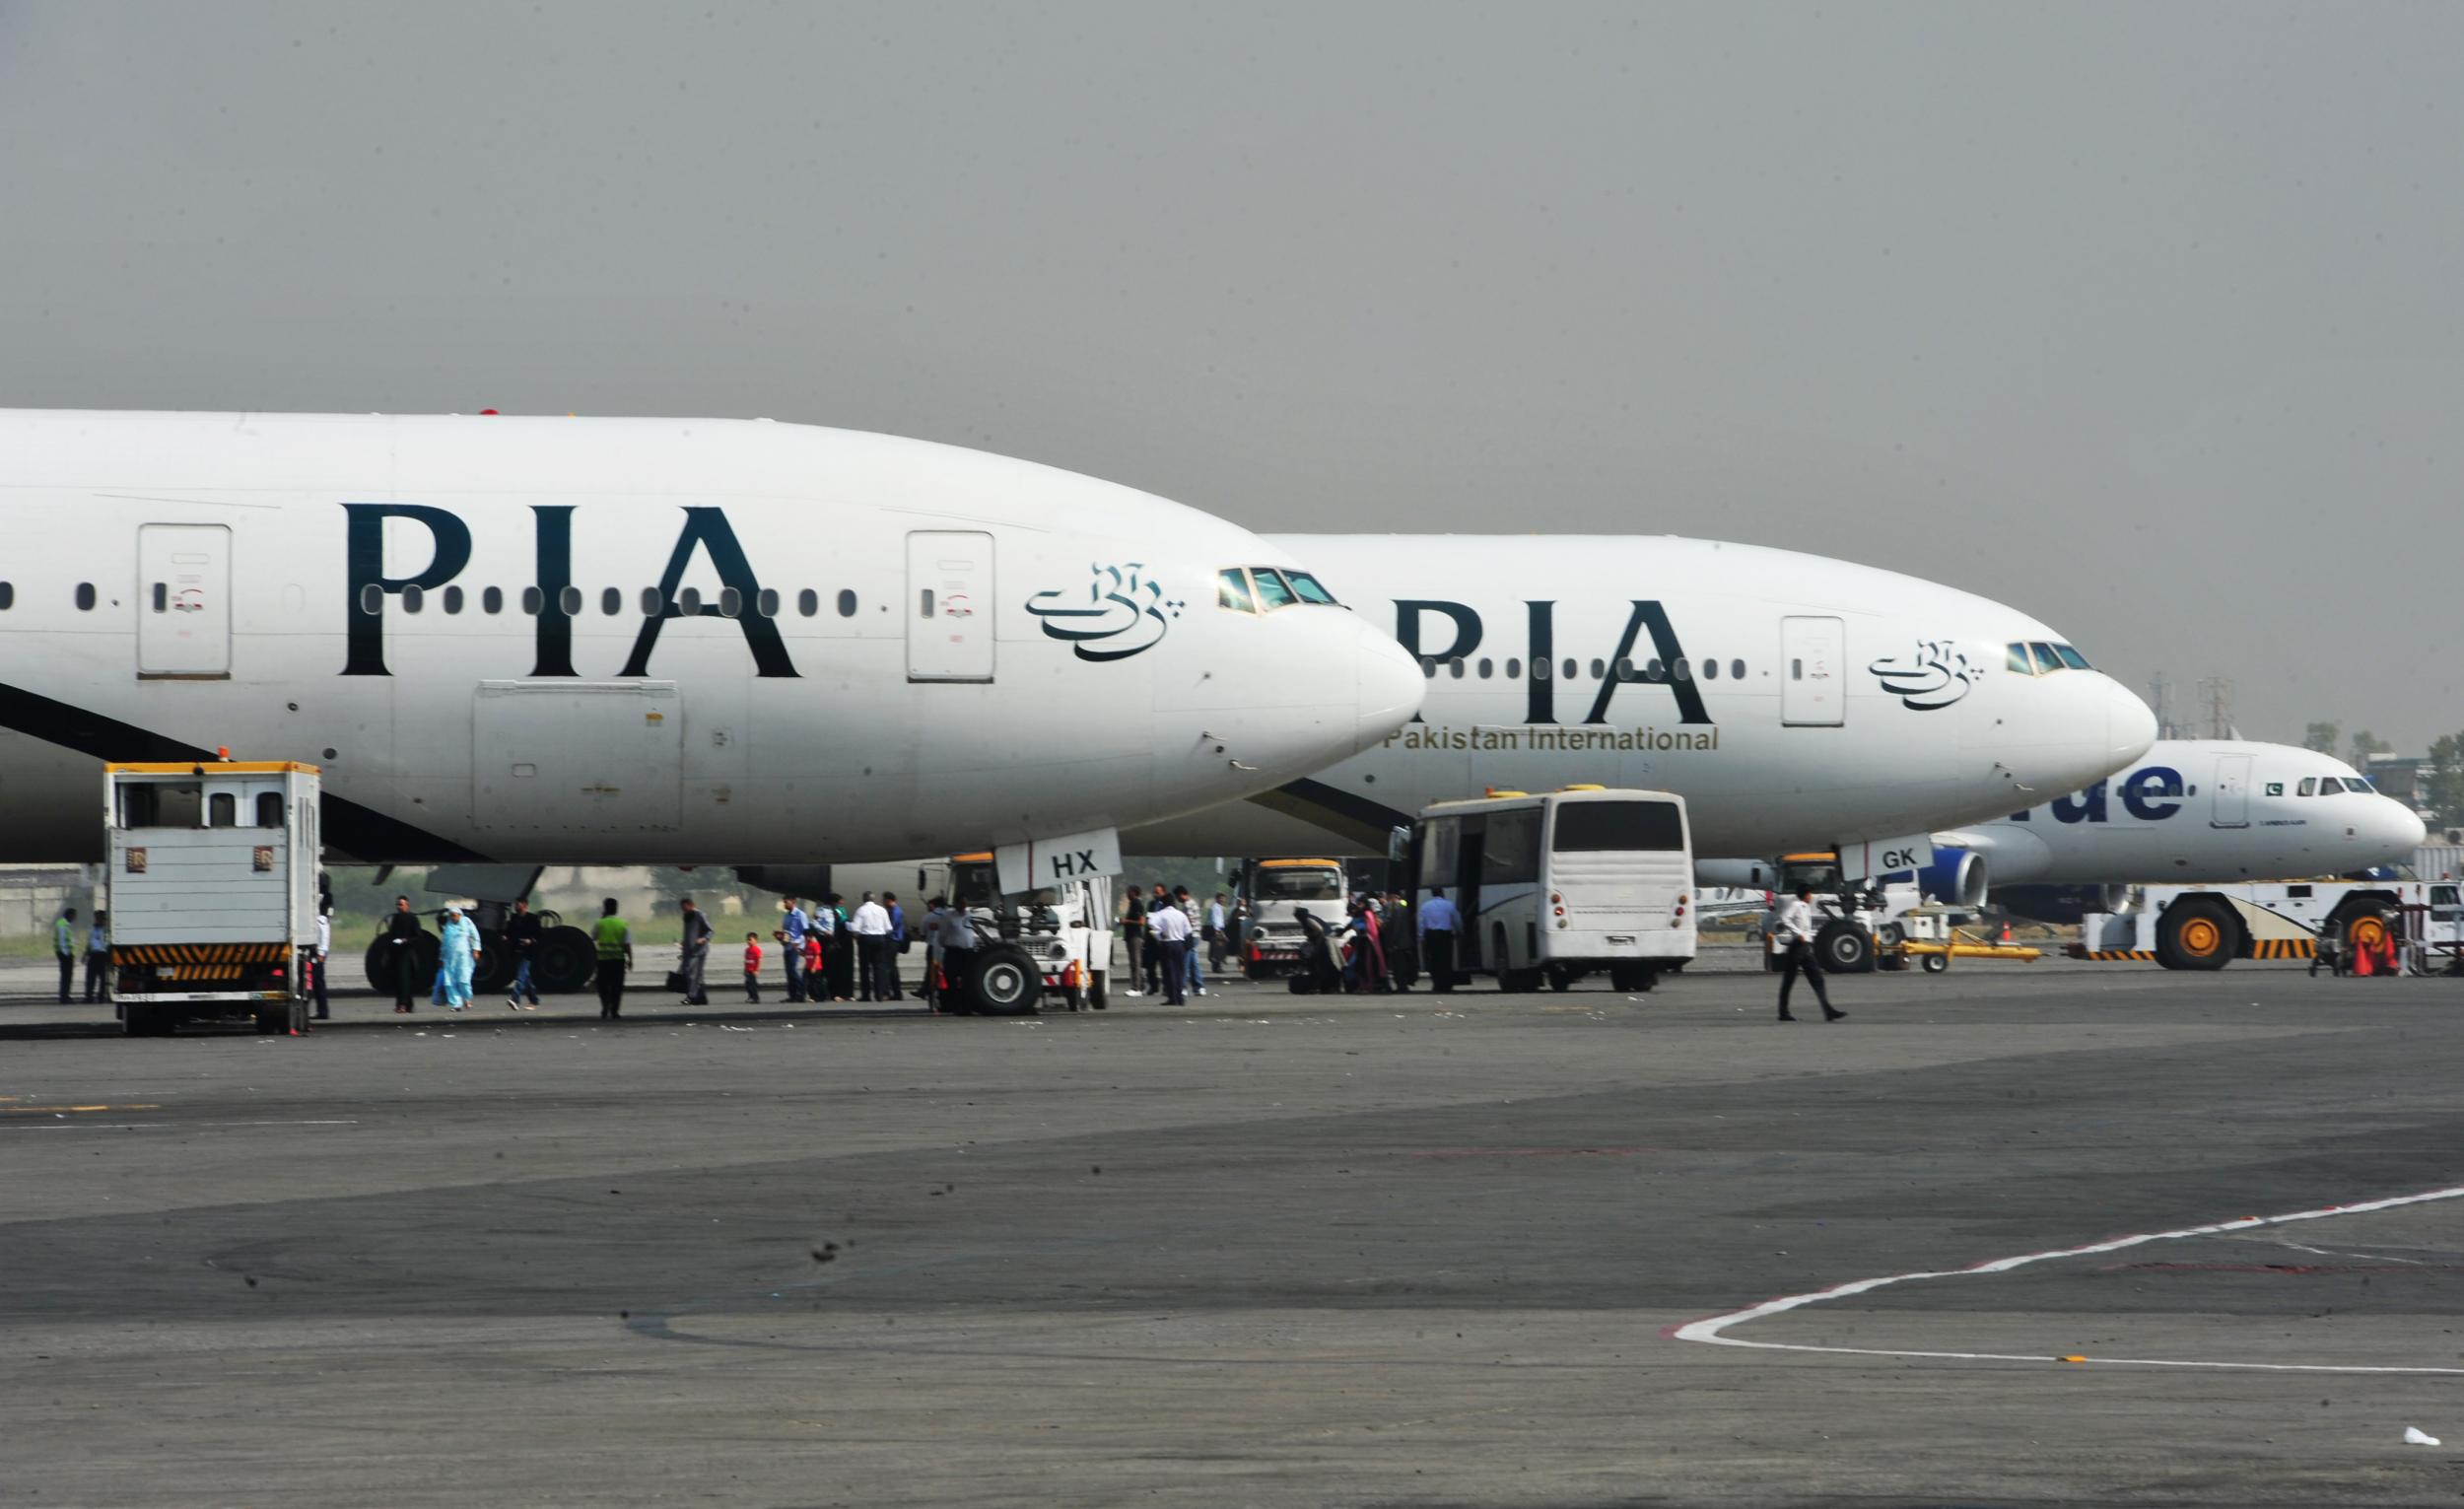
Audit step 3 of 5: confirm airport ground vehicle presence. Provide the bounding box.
[104,761,320,1036]
[1722,853,1946,975]
[1407,787,1694,992]
[941,855,1108,1012]
[2076,879,2464,973]
[1237,857,1350,980]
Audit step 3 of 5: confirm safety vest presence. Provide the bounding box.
[593,916,630,959]
[54,918,74,954]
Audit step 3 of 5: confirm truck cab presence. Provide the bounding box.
[1237,857,1350,980]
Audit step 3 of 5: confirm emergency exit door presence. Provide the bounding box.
[1779,615,1844,726]
[906,531,994,682]
[137,524,232,678]
[2212,754,2252,828]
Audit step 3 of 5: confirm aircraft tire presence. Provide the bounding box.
[961,946,1041,1016]
[2156,900,2236,971]
[534,926,595,995]
[471,930,516,994]
[364,931,440,998]
[1815,921,1875,974]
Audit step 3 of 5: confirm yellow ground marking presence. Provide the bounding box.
[4,1104,162,1115]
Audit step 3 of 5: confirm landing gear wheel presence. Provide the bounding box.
[962,946,1041,1016]
[2156,900,2236,971]
[534,926,595,994]
[1608,963,1657,993]
[1546,965,1575,993]
[1815,921,1876,975]
[364,931,439,999]
[471,931,515,995]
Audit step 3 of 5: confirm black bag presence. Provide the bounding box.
[663,970,689,993]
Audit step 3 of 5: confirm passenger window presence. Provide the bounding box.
[1614,657,1634,681]
[0,582,12,609]
[601,587,622,616]
[2297,778,2316,796]
[1449,657,1465,678]
[1673,657,1692,681]
[1477,658,1492,679]
[1562,658,1577,681]
[1589,658,1605,680]
[1646,658,1666,681]
[2007,643,2032,674]
[560,586,583,616]
[401,585,425,614]
[1531,657,1549,682]
[1420,658,1438,679]
[75,583,96,611]
[1730,658,1745,679]
[1702,658,1719,680]
[208,792,238,828]
[757,588,780,618]
[2054,644,2090,670]
[797,589,818,617]
[1217,569,1257,613]
[679,586,703,615]
[1252,570,1298,609]
[719,586,742,618]
[1505,658,1522,679]
[255,792,284,827]
[521,586,543,615]
[2029,642,2062,674]
[837,590,858,618]
[641,587,662,615]
[1284,571,1338,606]
[482,586,504,614]
[442,585,463,614]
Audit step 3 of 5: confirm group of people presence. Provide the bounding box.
[1291,889,1456,995]
[1119,883,1234,1005]
[730,891,909,1005]
[50,906,107,1004]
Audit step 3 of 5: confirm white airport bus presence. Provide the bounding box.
[1409,787,1695,993]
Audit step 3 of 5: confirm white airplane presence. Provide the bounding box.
[1125,535,2158,860]
[0,410,1424,867]
[1927,739,2430,917]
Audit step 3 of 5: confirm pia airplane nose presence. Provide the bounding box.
[1353,620,1424,752]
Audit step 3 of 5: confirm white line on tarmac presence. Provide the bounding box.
[0,1119,362,1132]
[1671,1183,2464,1376]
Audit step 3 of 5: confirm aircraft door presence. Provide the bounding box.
[1779,615,1844,726]
[906,531,994,682]
[137,523,232,678]
[2212,754,2252,828]
[471,681,683,835]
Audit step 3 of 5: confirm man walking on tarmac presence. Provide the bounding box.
[503,898,542,1009]
[1417,887,1460,993]
[850,892,892,1001]
[677,896,713,1005]
[384,895,423,1012]
[1769,885,1847,1023]
[593,897,634,1020]
[54,906,77,1002]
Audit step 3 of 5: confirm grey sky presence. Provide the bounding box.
[3,2,2455,749]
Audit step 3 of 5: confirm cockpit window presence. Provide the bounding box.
[2007,641,2093,676]
[1217,568,1257,614]
[1283,570,1339,606]
[2027,642,2062,675]
[2007,643,2033,674]
[1251,569,1299,610]
[2053,644,2090,670]
[2297,778,2317,796]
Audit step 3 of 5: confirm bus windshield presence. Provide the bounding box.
[1551,801,1685,852]
[1255,867,1343,902]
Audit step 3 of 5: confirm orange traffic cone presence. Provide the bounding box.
[1998,922,2012,944]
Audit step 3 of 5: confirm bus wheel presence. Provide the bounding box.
[1546,965,1575,993]
[1608,963,1656,993]
[963,946,1041,1016]
[1815,921,1875,974]
[2156,900,2236,971]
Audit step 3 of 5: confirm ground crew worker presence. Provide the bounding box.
[310,904,331,1021]
[383,895,422,1012]
[54,906,77,1002]
[1769,885,1847,1024]
[1417,887,1460,993]
[592,897,634,1020]
[84,909,110,1004]
[677,896,712,1005]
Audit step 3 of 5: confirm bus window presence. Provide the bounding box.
[1552,800,1685,852]
[1418,818,1460,890]
[208,792,238,827]
[1482,808,1542,884]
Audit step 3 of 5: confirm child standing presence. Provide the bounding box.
[743,932,764,1002]
[803,926,825,1001]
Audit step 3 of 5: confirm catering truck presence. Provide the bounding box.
[104,761,321,1036]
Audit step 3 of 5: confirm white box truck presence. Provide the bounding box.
[105,761,321,1036]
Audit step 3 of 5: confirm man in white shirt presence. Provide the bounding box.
[1146,896,1195,1005]
[850,892,893,1002]
[311,905,332,1021]
[1767,885,1846,1023]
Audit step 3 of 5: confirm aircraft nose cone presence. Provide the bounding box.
[2105,678,2159,765]
[1353,620,1424,753]
[2388,802,2430,854]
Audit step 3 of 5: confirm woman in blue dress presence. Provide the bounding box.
[437,906,482,1012]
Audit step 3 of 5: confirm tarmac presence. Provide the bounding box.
[4,949,2462,1506]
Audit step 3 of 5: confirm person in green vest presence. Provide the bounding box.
[591,897,634,1021]
[54,906,78,1003]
